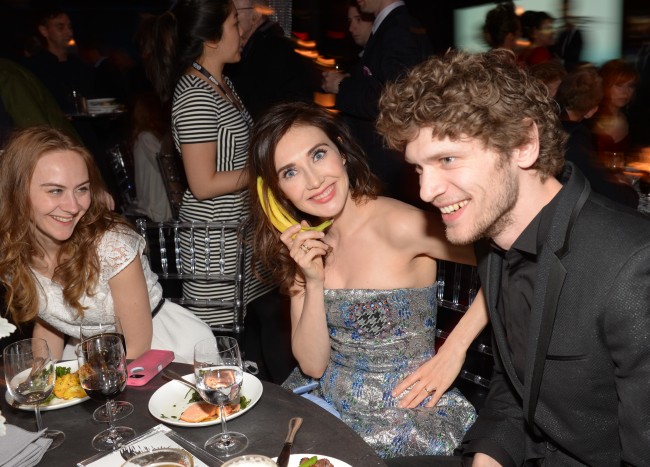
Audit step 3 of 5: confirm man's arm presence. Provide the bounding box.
[460,334,526,467]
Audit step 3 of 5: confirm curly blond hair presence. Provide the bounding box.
[377,49,567,180]
[0,127,130,324]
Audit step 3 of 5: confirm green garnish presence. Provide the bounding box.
[42,394,56,405]
[184,389,249,409]
[56,366,71,378]
[187,389,201,403]
[299,456,318,467]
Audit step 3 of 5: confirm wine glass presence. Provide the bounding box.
[80,315,134,422]
[77,333,135,451]
[3,338,66,450]
[194,336,247,456]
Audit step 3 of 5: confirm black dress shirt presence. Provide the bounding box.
[493,191,561,382]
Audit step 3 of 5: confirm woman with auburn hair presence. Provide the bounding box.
[248,102,487,457]
[0,126,212,363]
[591,59,640,157]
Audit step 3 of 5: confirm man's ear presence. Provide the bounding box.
[37,24,48,40]
[512,119,540,170]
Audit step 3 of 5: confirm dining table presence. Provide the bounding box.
[1,362,387,466]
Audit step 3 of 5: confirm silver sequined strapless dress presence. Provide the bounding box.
[284,284,477,458]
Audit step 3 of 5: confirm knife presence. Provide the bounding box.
[276,417,303,467]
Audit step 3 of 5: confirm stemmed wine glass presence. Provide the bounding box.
[3,338,65,450]
[194,336,247,457]
[77,333,135,451]
[80,315,134,422]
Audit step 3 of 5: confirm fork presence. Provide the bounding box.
[120,445,165,461]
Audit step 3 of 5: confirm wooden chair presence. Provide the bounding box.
[136,218,249,343]
[435,260,493,410]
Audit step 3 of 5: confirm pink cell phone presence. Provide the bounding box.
[126,349,175,386]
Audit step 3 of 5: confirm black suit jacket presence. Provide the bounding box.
[225,20,312,120]
[337,4,430,121]
[461,163,650,466]
[336,4,430,199]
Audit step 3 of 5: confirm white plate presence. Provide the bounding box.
[148,372,262,427]
[5,360,90,411]
[87,98,116,105]
[272,454,352,467]
[88,106,120,114]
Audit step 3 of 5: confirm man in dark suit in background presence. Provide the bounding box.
[322,0,430,202]
[377,49,650,466]
[22,5,94,114]
[226,0,312,121]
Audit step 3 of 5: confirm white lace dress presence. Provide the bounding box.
[35,226,213,363]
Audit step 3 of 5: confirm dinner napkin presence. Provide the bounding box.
[0,425,52,467]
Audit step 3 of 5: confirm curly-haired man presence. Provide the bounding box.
[378,49,650,466]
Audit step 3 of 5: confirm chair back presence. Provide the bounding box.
[156,134,187,219]
[436,261,492,409]
[106,142,136,207]
[136,218,248,339]
[106,142,146,219]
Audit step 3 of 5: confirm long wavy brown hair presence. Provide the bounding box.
[247,102,380,294]
[0,126,130,324]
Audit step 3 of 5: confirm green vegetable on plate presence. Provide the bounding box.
[299,456,318,467]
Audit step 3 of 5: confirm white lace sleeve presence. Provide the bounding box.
[98,226,146,282]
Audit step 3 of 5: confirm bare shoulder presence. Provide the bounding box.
[369,197,474,264]
[370,197,443,246]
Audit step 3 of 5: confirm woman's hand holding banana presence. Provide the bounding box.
[280,223,328,283]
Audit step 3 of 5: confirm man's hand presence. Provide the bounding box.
[472,453,502,467]
[321,70,348,94]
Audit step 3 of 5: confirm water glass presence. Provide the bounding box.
[194,336,247,457]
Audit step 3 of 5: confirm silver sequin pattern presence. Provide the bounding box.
[284,285,477,458]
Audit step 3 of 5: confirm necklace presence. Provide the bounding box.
[192,61,246,115]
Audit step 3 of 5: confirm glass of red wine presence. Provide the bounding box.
[3,338,66,450]
[77,333,135,451]
[194,336,247,457]
[80,315,134,422]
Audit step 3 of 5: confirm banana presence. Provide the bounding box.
[256,176,287,232]
[256,176,333,233]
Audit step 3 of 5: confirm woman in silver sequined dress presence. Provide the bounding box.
[247,103,488,458]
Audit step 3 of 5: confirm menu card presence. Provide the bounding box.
[77,424,222,466]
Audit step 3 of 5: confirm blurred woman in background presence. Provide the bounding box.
[591,59,640,157]
[518,10,556,67]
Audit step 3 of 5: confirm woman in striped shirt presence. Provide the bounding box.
[138,0,274,329]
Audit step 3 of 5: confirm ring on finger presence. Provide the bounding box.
[300,244,310,253]
[423,386,436,395]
